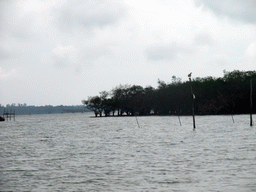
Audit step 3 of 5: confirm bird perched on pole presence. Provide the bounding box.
[188,72,192,77]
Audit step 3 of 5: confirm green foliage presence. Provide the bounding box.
[82,70,256,117]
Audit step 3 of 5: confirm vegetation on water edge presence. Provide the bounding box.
[82,70,256,117]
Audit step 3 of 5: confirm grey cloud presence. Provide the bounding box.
[0,46,11,60]
[0,0,127,43]
[56,0,127,31]
[52,55,69,68]
[146,42,194,61]
[195,0,256,24]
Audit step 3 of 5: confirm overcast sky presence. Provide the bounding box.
[1,0,256,106]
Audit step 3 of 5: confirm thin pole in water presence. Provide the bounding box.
[231,115,235,123]
[178,115,182,126]
[135,112,140,128]
[250,79,253,126]
[188,72,196,130]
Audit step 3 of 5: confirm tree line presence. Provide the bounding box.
[82,70,256,117]
[0,104,89,115]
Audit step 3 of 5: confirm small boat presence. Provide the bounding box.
[0,116,5,121]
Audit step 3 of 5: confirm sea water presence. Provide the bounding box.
[1,113,256,191]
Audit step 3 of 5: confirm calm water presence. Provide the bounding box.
[1,113,256,191]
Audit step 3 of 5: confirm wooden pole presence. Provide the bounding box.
[231,115,235,123]
[189,77,196,130]
[134,112,140,128]
[178,115,182,126]
[250,79,253,126]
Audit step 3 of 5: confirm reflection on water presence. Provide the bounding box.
[1,113,256,191]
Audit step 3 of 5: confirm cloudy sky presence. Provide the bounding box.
[1,0,256,106]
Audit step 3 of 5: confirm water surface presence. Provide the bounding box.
[1,113,256,191]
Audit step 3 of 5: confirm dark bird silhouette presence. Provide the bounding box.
[188,72,192,77]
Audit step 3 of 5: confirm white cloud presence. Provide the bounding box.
[245,41,256,67]
[194,33,213,46]
[245,41,256,58]
[0,67,17,79]
[146,42,194,61]
[52,45,77,68]
[0,0,256,105]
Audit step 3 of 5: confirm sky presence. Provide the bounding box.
[0,0,256,106]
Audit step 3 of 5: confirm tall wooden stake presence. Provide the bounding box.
[250,79,253,126]
[178,115,182,126]
[231,115,235,123]
[189,74,196,130]
[134,112,140,128]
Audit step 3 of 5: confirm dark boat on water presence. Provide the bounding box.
[0,116,5,121]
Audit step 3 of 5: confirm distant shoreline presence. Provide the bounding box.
[0,105,90,115]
